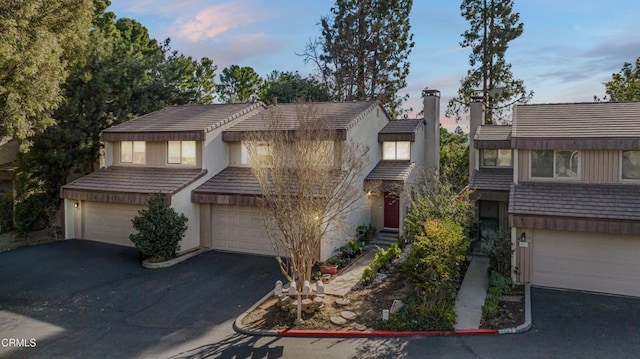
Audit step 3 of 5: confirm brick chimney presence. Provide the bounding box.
[423,89,440,175]
[469,96,485,176]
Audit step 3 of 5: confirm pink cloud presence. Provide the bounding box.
[171,1,266,42]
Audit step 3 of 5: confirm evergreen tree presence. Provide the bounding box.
[262,71,330,104]
[447,0,533,124]
[0,0,93,142]
[217,65,263,103]
[304,0,414,117]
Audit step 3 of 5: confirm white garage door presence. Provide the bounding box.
[531,229,640,297]
[84,202,145,247]
[211,205,275,256]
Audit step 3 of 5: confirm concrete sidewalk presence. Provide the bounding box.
[454,255,490,329]
[323,248,378,297]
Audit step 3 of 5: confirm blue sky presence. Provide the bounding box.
[109,0,640,131]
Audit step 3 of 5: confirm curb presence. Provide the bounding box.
[142,247,210,269]
[233,283,532,338]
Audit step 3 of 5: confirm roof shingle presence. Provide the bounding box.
[365,161,415,182]
[470,168,513,191]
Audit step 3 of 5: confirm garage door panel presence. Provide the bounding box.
[532,229,640,297]
[211,205,275,256]
[84,202,144,247]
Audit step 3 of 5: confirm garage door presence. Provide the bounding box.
[211,205,275,256]
[531,229,640,297]
[83,202,145,247]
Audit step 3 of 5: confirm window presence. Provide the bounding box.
[120,141,145,164]
[531,150,578,178]
[382,141,410,160]
[482,149,512,167]
[167,141,196,165]
[241,142,271,165]
[622,150,640,180]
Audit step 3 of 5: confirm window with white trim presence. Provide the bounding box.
[622,150,640,180]
[167,141,196,165]
[241,142,271,165]
[531,150,579,178]
[481,149,512,167]
[120,141,145,164]
[382,141,410,160]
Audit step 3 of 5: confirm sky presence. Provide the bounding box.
[109,0,640,132]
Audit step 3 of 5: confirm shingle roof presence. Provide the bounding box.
[193,167,262,196]
[475,125,512,141]
[222,101,381,141]
[365,161,415,182]
[509,182,640,221]
[102,103,264,141]
[61,166,207,204]
[379,119,423,134]
[513,101,640,138]
[470,168,513,191]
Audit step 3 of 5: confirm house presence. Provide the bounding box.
[62,93,441,261]
[470,100,640,297]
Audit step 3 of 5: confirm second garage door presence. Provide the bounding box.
[211,205,275,256]
[531,229,640,297]
[84,202,145,247]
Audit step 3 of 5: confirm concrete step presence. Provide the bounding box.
[368,232,398,248]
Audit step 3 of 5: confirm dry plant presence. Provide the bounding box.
[245,102,369,289]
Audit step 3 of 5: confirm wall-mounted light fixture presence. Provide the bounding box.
[520,232,526,242]
[74,201,79,208]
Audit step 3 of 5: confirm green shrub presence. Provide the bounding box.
[0,195,13,233]
[402,218,469,328]
[489,270,513,295]
[361,242,401,283]
[130,193,188,262]
[371,295,456,331]
[13,193,48,236]
[481,228,512,277]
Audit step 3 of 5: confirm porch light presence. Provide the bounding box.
[74,201,79,208]
[520,232,526,242]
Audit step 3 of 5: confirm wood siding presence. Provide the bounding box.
[519,149,622,183]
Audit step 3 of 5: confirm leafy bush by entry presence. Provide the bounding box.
[360,242,401,284]
[480,228,512,278]
[402,218,470,329]
[130,193,188,262]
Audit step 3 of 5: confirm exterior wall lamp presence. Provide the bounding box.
[74,201,79,208]
[520,232,526,242]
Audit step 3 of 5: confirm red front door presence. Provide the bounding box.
[384,192,400,228]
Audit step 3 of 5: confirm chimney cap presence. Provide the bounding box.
[423,89,440,97]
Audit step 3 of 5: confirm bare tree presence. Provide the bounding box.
[245,103,369,289]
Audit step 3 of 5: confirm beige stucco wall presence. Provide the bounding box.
[518,149,623,183]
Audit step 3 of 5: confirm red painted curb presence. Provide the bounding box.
[278,329,455,337]
[454,329,499,335]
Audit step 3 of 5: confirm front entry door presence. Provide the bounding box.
[383,192,400,228]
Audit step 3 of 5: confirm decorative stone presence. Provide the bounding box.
[355,324,367,331]
[341,310,357,320]
[278,296,291,305]
[330,316,347,326]
[313,297,324,305]
[335,298,351,307]
[390,299,404,314]
[301,298,313,307]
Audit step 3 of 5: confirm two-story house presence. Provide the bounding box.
[470,100,640,297]
[61,93,441,261]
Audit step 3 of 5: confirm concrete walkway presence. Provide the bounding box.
[454,255,490,329]
[323,248,378,297]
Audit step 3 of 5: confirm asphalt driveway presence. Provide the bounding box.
[0,240,281,358]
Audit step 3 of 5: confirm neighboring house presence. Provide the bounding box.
[469,100,640,297]
[0,137,18,201]
[62,93,441,261]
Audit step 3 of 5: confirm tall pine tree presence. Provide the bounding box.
[447,0,533,124]
[305,0,414,117]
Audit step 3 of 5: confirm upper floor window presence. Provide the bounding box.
[168,141,196,165]
[531,150,579,178]
[383,141,410,160]
[622,150,640,180]
[241,142,271,165]
[482,149,512,167]
[121,141,145,164]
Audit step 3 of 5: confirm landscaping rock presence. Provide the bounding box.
[341,310,357,320]
[335,298,351,307]
[390,299,404,314]
[330,316,347,326]
[355,324,367,331]
[372,272,388,285]
[313,297,324,305]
